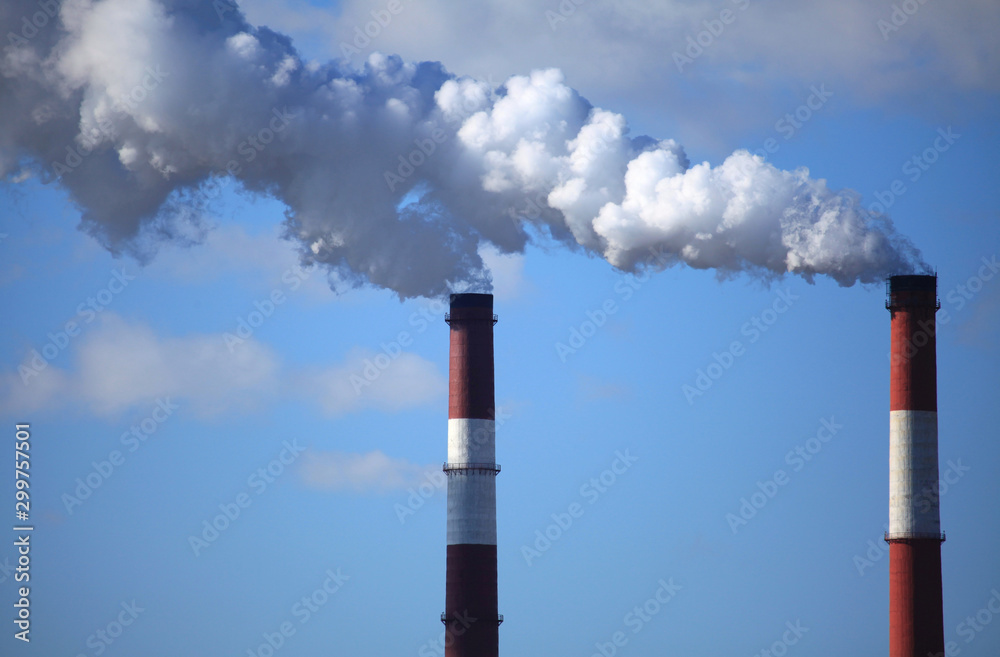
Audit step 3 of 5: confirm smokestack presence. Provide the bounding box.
[886,274,945,657]
[442,293,501,657]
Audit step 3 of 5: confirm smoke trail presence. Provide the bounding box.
[0,0,927,298]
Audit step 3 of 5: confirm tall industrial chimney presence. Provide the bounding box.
[442,293,501,657]
[886,274,945,657]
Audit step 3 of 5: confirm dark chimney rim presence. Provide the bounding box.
[449,293,494,309]
[886,273,940,311]
[888,274,936,293]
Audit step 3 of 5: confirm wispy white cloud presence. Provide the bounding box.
[0,314,444,418]
[1,314,280,416]
[298,348,447,416]
[0,365,70,415]
[298,449,438,493]
[74,314,281,415]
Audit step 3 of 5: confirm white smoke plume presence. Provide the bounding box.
[0,0,927,298]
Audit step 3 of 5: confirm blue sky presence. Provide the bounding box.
[2,0,999,656]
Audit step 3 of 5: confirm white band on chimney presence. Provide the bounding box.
[446,472,497,545]
[448,419,495,464]
[889,410,940,536]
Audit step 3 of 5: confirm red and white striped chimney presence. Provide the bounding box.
[886,274,945,657]
[442,293,501,657]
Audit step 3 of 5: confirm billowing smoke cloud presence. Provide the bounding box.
[1,0,926,298]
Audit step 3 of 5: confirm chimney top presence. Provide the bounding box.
[888,274,936,293]
[449,293,493,309]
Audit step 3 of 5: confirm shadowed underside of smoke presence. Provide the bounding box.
[0,0,927,299]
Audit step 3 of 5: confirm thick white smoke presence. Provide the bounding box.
[1,0,926,298]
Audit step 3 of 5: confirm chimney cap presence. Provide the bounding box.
[888,274,936,293]
[886,274,939,311]
[449,293,493,309]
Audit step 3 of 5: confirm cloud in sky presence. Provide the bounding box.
[0,314,444,418]
[298,348,447,416]
[298,449,440,493]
